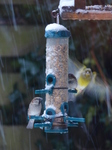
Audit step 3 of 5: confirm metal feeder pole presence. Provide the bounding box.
[44,23,70,132]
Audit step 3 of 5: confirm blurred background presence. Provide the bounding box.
[0,0,112,149]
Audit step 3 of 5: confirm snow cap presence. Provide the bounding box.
[45,23,70,38]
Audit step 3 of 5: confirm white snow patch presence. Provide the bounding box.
[42,105,62,119]
[86,5,103,10]
[46,56,50,62]
[46,104,56,110]
[59,0,74,8]
[46,68,54,75]
[45,84,54,90]
[58,2,112,15]
[58,0,74,14]
[75,8,111,14]
[42,110,65,119]
[76,9,88,14]
[45,121,51,124]
[45,23,67,32]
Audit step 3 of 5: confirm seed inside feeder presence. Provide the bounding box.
[45,23,70,115]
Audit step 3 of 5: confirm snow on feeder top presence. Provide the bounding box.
[45,23,70,38]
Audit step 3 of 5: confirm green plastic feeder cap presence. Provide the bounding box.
[45,23,71,38]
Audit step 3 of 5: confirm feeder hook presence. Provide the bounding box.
[51,8,59,24]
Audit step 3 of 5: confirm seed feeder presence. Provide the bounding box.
[27,22,85,133]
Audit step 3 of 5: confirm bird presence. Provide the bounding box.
[68,58,107,98]
[68,58,96,93]
[68,58,111,128]
[68,73,78,101]
[68,73,78,89]
[76,67,96,92]
[26,97,43,129]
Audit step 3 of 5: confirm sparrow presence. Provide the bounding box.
[26,97,43,129]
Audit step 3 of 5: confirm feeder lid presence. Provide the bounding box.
[45,23,70,38]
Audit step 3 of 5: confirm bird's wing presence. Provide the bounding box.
[78,74,111,116]
[82,73,107,100]
[68,58,86,79]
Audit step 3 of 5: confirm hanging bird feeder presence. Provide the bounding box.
[27,22,85,134]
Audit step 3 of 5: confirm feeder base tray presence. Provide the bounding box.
[45,128,68,134]
[45,121,68,134]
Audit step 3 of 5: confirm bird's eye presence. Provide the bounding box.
[86,70,90,73]
[69,81,72,84]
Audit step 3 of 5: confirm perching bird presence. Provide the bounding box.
[26,97,43,129]
[68,73,78,89]
[68,73,78,101]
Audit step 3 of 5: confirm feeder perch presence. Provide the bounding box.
[27,23,85,133]
[35,74,56,95]
[59,0,112,20]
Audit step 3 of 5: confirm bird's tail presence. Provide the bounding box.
[26,119,35,129]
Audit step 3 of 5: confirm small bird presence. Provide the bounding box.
[26,97,43,129]
[68,58,96,93]
[68,73,78,89]
[68,58,106,97]
[76,67,96,92]
[68,73,78,101]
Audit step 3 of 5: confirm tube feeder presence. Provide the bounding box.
[27,23,85,134]
[45,23,70,133]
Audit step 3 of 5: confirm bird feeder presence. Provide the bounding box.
[44,23,70,133]
[27,23,85,133]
